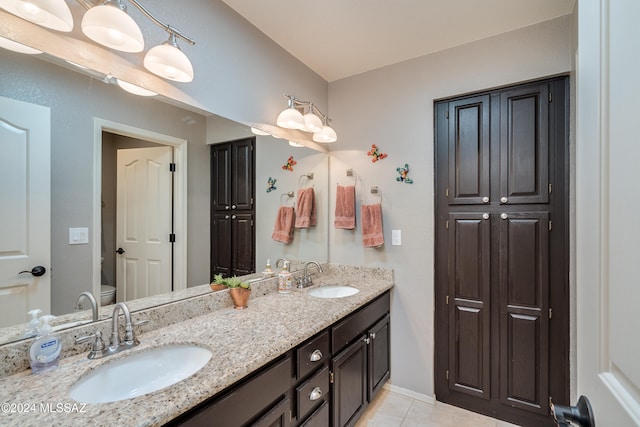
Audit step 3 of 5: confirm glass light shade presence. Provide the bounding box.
[303,111,323,133]
[277,107,304,129]
[313,125,338,143]
[0,36,41,54]
[81,3,144,53]
[288,141,304,147]
[144,42,194,83]
[116,79,157,97]
[0,0,73,32]
[251,127,270,136]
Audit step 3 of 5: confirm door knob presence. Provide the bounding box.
[231,204,237,210]
[482,196,489,203]
[500,196,508,203]
[500,213,508,220]
[482,213,490,220]
[231,215,237,219]
[18,266,46,277]
[115,248,125,255]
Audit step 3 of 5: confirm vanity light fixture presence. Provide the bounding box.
[251,127,270,136]
[277,94,337,143]
[0,0,73,32]
[1,0,196,82]
[81,0,144,53]
[0,35,42,54]
[116,79,157,96]
[288,141,304,147]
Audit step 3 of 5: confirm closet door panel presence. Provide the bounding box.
[447,213,491,399]
[499,212,549,415]
[448,95,491,205]
[499,84,549,205]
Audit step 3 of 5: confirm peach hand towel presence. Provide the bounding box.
[272,206,295,243]
[361,203,384,247]
[334,185,356,229]
[294,187,317,228]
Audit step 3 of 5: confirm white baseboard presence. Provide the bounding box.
[383,383,436,405]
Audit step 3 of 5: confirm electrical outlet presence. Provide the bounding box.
[392,230,402,246]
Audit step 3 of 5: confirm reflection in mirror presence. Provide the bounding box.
[0,46,328,345]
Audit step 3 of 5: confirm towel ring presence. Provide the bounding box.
[363,186,382,205]
[298,172,314,188]
[280,191,294,206]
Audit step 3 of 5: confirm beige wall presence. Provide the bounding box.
[327,16,573,397]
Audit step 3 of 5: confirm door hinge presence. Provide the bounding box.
[169,233,176,243]
[548,92,553,102]
[549,308,553,319]
[446,295,449,305]
[445,220,449,229]
[445,188,449,197]
[549,183,553,194]
[549,221,553,231]
[446,370,449,380]
[169,162,176,172]
[330,371,334,384]
[445,110,449,119]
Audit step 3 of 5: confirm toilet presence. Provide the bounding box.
[100,285,116,306]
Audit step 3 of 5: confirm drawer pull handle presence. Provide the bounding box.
[309,387,323,401]
[309,349,323,362]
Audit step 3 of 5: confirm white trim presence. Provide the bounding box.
[92,118,188,304]
[383,383,436,405]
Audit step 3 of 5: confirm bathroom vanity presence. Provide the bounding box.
[0,265,393,427]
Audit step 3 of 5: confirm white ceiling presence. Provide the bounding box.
[221,0,575,82]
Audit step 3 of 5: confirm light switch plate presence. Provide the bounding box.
[392,229,401,246]
[69,227,89,245]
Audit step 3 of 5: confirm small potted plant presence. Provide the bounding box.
[211,274,252,309]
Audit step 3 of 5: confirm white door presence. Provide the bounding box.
[577,0,640,424]
[0,96,50,328]
[116,146,173,302]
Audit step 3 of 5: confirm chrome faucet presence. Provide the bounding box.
[110,302,136,350]
[75,291,99,322]
[299,261,324,288]
[76,301,147,359]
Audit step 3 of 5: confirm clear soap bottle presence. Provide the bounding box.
[278,260,292,294]
[29,315,62,374]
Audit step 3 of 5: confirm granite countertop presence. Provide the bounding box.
[0,273,393,427]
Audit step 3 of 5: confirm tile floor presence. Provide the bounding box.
[355,388,520,427]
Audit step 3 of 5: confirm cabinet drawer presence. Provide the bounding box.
[331,291,390,353]
[297,330,330,379]
[299,401,329,427]
[174,355,292,427]
[296,366,329,421]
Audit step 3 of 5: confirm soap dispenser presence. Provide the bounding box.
[29,315,62,374]
[278,260,292,294]
[23,309,42,338]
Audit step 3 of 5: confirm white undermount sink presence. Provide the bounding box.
[308,285,359,298]
[69,344,212,404]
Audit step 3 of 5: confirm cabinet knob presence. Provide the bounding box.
[363,337,371,345]
[225,205,230,210]
[500,196,508,203]
[370,332,376,340]
[482,196,489,203]
[482,213,489,220]
[500,213,509,220]
[231,204,237,210]
[309,349,323,362]
[309,387,323,401]
[225,215,230,219]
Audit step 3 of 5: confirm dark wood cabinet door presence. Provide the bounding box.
[447,95,491,205]
[253,397,291,427]
[299,401,329,427]
[367,314,390,401]
[331,337,367,427]
[211,213,232,278]
[447,212,491,400]
[232,139,254,211]
[499,83,549,205]
[232,213,254,276]
[499,211,550,415]
[210,143,231,211]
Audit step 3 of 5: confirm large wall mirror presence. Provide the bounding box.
[0,46,329,345]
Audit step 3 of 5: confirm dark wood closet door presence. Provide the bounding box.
[231,212,254,276]
[434,77,569,427]
[211,144,231,211]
